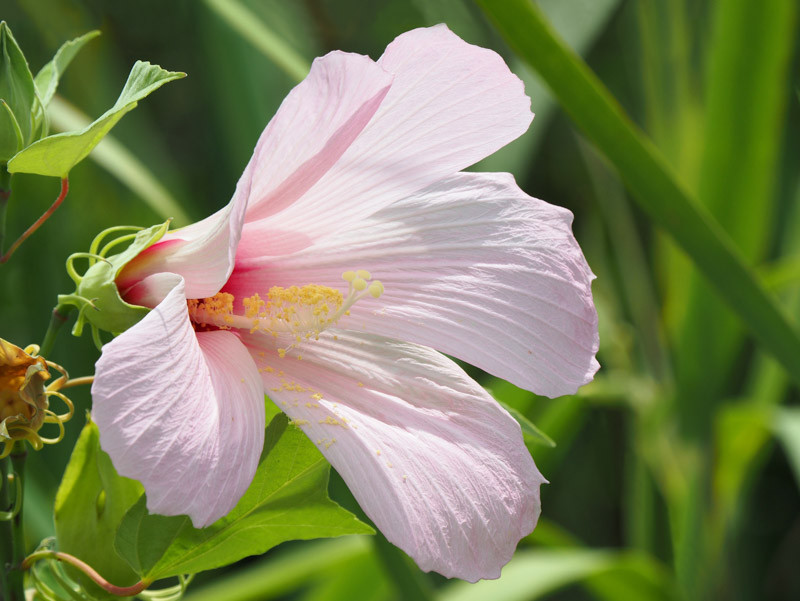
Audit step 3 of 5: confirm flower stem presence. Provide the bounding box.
[0,441,28,601]
[0,177,69,264]
[0,165,10,256]
[22,550,152,597]
[0,456,14,601]
[39,303,76,358]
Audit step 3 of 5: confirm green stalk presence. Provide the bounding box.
[6,443,26,601]
[625,417,658,557]
[0,164,10,256]
[0,457,13,600]
[39,303,75,358]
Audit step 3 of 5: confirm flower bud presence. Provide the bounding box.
[58,220,170,340]
[0,21,36,162]
[0,338,73,457]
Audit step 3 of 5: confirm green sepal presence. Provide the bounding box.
[8,61,185,177]
[115,413,374,581]
[60,220,170,335]
[0,21,36,161]
[54,419,145,598]
[0,99,23,160]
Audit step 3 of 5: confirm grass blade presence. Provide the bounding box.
[203,0,310,83]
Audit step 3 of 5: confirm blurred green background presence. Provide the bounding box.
[1,0,799,600]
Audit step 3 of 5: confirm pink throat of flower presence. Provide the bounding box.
[186,270,384,344]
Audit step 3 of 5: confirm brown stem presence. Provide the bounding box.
[1,178,69,264]
[22,550,151,597]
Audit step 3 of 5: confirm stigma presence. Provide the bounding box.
[187,270,383,342]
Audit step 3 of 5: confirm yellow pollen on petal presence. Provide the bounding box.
[186,271,385,354]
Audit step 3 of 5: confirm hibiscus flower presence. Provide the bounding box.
[90,25,599,581]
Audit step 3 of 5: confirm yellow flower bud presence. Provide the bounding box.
[0,338,73,458]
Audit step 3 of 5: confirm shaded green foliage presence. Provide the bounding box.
[114,414,372,581]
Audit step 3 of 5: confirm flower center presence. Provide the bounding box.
[187,270,383,346]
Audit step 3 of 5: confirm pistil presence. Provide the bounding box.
[187,271,384,343]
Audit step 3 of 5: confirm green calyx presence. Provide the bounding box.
[59,220,171,348]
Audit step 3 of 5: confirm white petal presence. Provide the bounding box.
[229,172,598,397]
[236,51,393,255]
[92,279,265,527]
[242,330,544,581]
[116,165,252,300]
[239,25,532,256]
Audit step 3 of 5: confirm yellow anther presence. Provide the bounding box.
[368,280,384,299]
[187,292,235,321]
[187,271,385,348]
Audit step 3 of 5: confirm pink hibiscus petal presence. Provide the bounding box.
[92,279,265,527]
[229,172,598,397]
[116,165,253,299]
[243,51,393,222]
[242,329,544,582]
[121,271,182,308]
[238,24,533,258]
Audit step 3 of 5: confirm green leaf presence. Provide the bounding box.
[203,0,310,83]
[497,399,555,448]
[773,407,800,490]
[7,61,185,177]
[115,413,373,581]
[34,30,100,108]
[182,537,374,601]
[371,533,434,601]
[476,0,800,389]
[671,0,797,432]
[47,96,191,225]
[54,420,145,595]
[0,21,36,160]
[440,549,678,601]
[713,404,772,524]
